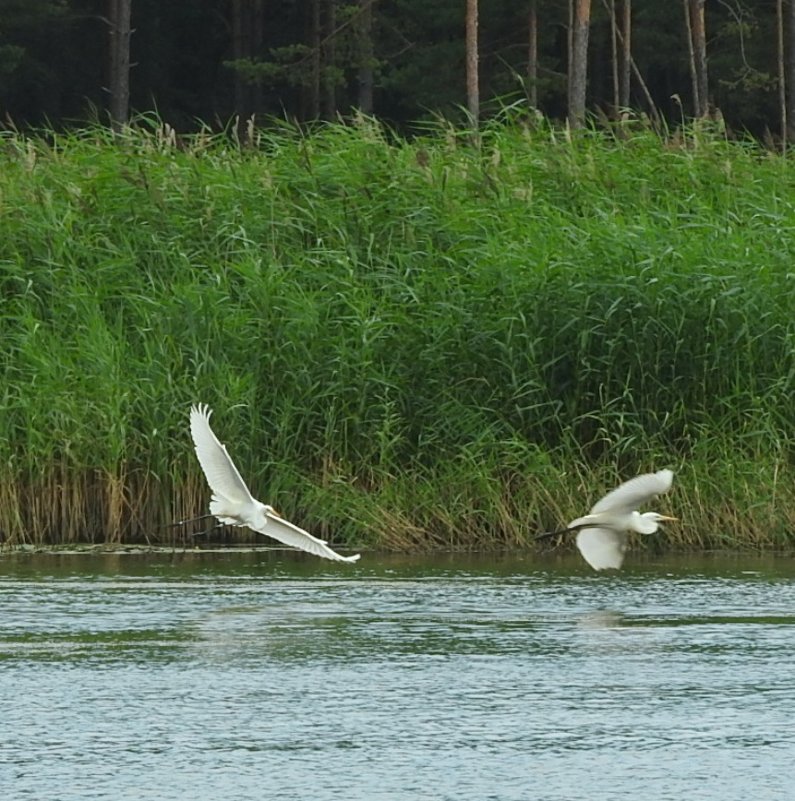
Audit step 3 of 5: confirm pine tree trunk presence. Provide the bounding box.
[609,0,619,113]
[683,0,699,117]
[786,0,795,144]
[108,0,132,131]
[568,0,591,128]
[686,0,708,118]
[619,0,631,108]
[527,1,538,109]
[777,0,786,149]
[466,0,480,127]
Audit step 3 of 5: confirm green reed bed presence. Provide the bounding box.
[0,117,793,550]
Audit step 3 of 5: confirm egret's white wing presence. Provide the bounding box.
[190,404,255,506]
[576,527,628,571]
[254,510,361,563]
[590,469,673,515]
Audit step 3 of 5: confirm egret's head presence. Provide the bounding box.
[639,511,677,533]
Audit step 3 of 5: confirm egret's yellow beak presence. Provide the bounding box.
[658,515,678,522]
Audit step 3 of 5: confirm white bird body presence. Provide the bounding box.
[567,469,676,571]
[189,404,360,563]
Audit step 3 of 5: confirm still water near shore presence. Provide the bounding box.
[1,549,794,801]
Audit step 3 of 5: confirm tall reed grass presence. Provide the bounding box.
[1,115,793,550]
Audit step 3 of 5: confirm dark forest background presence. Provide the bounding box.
[0,1,792,136]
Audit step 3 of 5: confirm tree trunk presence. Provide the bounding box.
[778,0,786,149]
[568,0,591,128]
[619,0,631,108]
[683,0,698,117]
[600,0,653,121]
[601,0,629,113]
[465,0,479,127]
[786,0,795,144]
[357,0,374,114]
[322,0,337,119]
[527,0,538,108]
[685,0,708,118]
[108,0,132,131]
[609,0,619,113]
[567,1,573,93]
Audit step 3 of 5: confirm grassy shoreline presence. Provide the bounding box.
[1,117,793,551]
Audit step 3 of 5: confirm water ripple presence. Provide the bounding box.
[1,552,794,801]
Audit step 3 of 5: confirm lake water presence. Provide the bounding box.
[1,549,794,801]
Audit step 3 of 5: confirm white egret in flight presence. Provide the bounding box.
[189,403,360,563]
[544,469,676,571]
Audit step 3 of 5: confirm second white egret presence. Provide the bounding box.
[189,403,360,563]
[554,469,677,571]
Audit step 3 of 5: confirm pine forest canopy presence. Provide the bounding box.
[0,0,793,137]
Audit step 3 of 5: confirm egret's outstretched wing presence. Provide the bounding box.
[576,527,628,571]
[190,404,255,506]
[590,469,673,515]
[255,510,361,563]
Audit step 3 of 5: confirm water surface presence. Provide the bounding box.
[1,550,794,800]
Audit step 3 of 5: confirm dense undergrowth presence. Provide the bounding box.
[0,114,793,551]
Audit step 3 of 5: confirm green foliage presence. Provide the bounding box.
[0,117,793,549]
